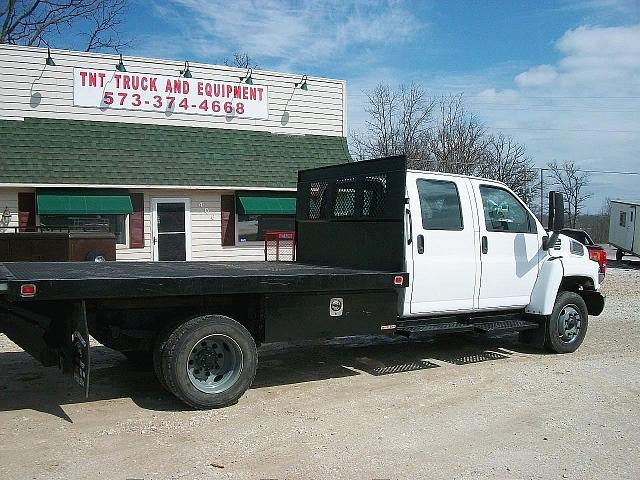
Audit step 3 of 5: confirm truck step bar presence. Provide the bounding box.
[472,319,540,334]
[395,317,540,337]
[395,321,475,336]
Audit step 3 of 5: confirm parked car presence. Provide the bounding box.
[561,228,607,280]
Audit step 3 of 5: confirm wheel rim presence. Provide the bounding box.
[558,304,582,344]
[186,334,243,394]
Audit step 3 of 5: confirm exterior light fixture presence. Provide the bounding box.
[240,68,253,84]
[45,48,56,66]
[180,61,192,78]
[295,75,308,91]
[115,54,126,72]
[1,207,11,226]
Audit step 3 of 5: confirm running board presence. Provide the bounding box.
[395,318,539,337]
[472,319,539,334]
[395,321,474,336]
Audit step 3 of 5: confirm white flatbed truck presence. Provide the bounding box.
[0,156,605,408]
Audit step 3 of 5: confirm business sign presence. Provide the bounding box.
[73,68,269,119]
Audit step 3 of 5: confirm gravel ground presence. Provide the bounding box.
[1,262,639,480]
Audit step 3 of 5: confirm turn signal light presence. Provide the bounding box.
[588,249,607,274]
[20,284,36,297]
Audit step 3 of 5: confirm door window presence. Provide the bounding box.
[479,186,536,233]
[416,179,463,230]
[156,202,186,260]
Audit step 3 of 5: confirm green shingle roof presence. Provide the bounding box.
[0,118,351,188]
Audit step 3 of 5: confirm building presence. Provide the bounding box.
[0,45,350,261]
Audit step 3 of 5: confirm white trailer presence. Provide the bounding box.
[609,200,640,260]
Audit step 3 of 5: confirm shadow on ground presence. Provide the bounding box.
[0,333,542,421]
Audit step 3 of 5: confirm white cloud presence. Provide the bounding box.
[149,0,422,70]
[515,65,558,88]
[473,23,640,209]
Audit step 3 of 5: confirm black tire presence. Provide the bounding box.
[153,322,179,391]
[161,315,257,409]
[546,291,589,353]
[616,249,623,261]
[86,250,107,262]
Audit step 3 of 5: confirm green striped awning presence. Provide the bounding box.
[37,189,133,215]
[236,192,296,215]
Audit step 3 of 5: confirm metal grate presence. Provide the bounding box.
[333,178,356,217]
[264,231,296,261]
[362,174,388,217]
[308,181,328,220]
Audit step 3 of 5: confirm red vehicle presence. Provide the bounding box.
[561,228,607,281]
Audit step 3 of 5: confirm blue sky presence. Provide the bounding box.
[78,1,640,211]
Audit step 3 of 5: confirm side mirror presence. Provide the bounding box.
[544,191,565,250]
[548,191,565,231]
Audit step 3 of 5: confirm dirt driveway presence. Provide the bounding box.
[1,264,639,479]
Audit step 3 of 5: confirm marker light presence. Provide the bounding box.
[20,284,36,297]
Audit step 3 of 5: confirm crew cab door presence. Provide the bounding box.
[408,174,480,314]
[473,182,543,309]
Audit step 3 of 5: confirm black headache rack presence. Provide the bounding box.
[296,155,408,272]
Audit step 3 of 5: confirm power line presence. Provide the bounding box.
[487,126,638,133]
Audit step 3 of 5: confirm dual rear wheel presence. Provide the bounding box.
[153,315,257,409]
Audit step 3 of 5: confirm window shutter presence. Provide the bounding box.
[221,195,236,246]
[129,193,145,248]
[18,192,36,232]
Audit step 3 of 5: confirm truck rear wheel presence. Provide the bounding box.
[161,315,257,409]
[546,291,589,353]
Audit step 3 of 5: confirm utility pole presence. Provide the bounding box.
[539,167,546,222]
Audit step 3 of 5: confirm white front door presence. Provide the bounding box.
[626,206,636,251]
[408,174,480,314]
[151,198,192,261]
[473,182,543,309]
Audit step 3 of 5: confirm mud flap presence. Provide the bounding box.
[519,315,548,349]
[70,301,90,398]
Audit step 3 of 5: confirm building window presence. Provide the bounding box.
[237,214,295,243]
[620,211,627,227]
[39,214,127,244]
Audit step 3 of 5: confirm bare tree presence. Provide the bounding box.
[547,159,592,228]
[224,52,258,69]
[350,82,434,167]
[427,94,488,175]
[480,133,538,203]
[1,0,129,52]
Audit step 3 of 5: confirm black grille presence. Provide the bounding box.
[333,177,356,217]
[308,181,328,220]
[362,174,388,217]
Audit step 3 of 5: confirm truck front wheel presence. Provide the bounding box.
[161,315,257,409]
[546,292,589,353]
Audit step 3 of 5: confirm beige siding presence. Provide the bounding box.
[1,187,283,262]
[0,45,346,137]
[115,189,272,262]
[0,188,22,233]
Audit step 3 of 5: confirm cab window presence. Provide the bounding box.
[417,179,463,230]
[479,185,536,234]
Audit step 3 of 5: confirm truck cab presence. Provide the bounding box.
[403,169,602,320]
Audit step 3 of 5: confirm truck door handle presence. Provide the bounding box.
[481,236,488,254]
[417,234,424,254]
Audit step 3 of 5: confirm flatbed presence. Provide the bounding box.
[0,261,405,301]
